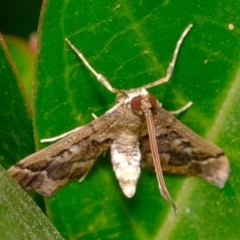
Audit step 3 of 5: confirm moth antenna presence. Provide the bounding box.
[145,112,178,214]
[140,95,178,215]
[65,38,120,94]
[169,101,193,115]
[140,24,193,90]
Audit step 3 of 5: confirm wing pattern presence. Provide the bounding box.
[140,105,230,187]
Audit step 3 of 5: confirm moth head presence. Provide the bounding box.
[130,94,156,115]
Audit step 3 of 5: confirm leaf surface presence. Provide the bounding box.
[34,0,240,239]
[0,34,63,240]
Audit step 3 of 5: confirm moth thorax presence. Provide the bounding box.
[130,94,156,114]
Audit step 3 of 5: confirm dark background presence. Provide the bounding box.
[0,0,42,38]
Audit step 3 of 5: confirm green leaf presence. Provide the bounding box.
[0,35,63,239]
[0,165,63,240]
[4,35,35,100]
[36,0,240,239]
[0,34,34,168]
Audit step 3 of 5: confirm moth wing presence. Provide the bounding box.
[140,105,230,188]
[8,111,122,197]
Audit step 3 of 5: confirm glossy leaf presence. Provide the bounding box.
[0,34,34,168]
[0,34,63,239]
[4,35,35,99]
[34,0,240,239]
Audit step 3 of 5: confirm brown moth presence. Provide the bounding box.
[8,24,229,214]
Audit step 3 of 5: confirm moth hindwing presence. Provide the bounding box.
[8,24,229,215]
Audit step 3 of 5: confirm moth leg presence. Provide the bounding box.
[141,24,193,90]
[41,113,98,143]
[91,113,98,119]
[65,39,120,94]
[41,126,83,143]
[169,101,193,115]
[66,24,192,94]
[78,159,96,182]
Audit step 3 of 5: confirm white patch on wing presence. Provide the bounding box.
[69,145,80,153]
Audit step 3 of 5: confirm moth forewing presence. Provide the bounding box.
[140,105,230,188]
[7,111,121,196]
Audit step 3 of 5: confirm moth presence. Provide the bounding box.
[8,24,229,214]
